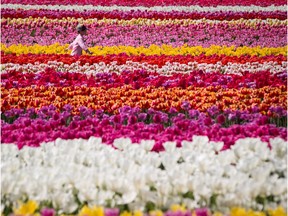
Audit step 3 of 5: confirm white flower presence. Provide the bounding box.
[51,192,78,214]
[1,137,286,209]
[270,137,287,158]
[237,157,261,172]
[163,141,177,152]
[210,141,224,152]
[113,138,132,150]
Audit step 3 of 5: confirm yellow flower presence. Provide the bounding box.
[246,210,265,216]
[170,204,186,212]
[149,210,163,216]
[120,211,132,216]
[14,200,38,215]
[267,207,287,216]
[230,207,247,216]
[1,43,286,57]
[134,210,143,216]
[213,212,223,216]
[78,205,104,216]
[230,208,267,216]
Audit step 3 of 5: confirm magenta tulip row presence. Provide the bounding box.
[2,0,286,6]
[2,69,286,90]
[2,22,286,47]
[1,105,287,151]
[2,8,286,20]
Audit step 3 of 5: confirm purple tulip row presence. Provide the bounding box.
[2,22,286,47]
[2,105,286,151]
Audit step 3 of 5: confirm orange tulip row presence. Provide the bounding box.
[1,85,286,114]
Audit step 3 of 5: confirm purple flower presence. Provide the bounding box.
[269,106,286,117]
[119,105,132,114]
[160,113,169,123]
[138,113,147,121]
[251,106,260,113]
[48,104,57,111]
[39,106,49,113]
[207,105,220,117]
[147,108,156,115]
[72,115,81,121]
[169,107,178,114]
[181,101,191,111]
[188,109,199,118]
[62,104,73,112]
[228,113,237,121]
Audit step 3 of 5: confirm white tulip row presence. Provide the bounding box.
[2,4,287,12]
[1,136,287,214]
[1,61,286,76]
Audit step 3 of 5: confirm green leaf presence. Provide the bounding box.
[183,191,194,200]
[145,201,156,212]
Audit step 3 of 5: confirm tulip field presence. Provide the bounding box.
[1,0,287,215]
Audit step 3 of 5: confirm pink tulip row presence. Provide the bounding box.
[2,0,286,6]
[2,8,286,20]
[2,22,286,47]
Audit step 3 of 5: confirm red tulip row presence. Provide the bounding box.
[1,53,286,66]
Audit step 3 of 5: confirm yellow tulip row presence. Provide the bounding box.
[1,43,287,56]
[2,17,287,26]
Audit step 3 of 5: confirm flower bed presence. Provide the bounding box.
[1,0,287,215]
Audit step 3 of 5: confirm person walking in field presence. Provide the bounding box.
[67,24,93,56]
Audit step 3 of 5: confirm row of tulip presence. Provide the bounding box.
[3,17,287,26]
[2,43,287,56]
[1,0,287,213]
[2,53,286,65]
[2,21,286,47]
[2,61,286,76]
[1,69,286,89]
[2,104,286,123]
[2,8,286,20]
[1,136,287,213]
[4,201,287,216]
[2,0,286,6]
[2,4,287,12]
[1,104,286,149]
[1,85,286,113]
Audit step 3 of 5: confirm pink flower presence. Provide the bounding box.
[40,208,55,216]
